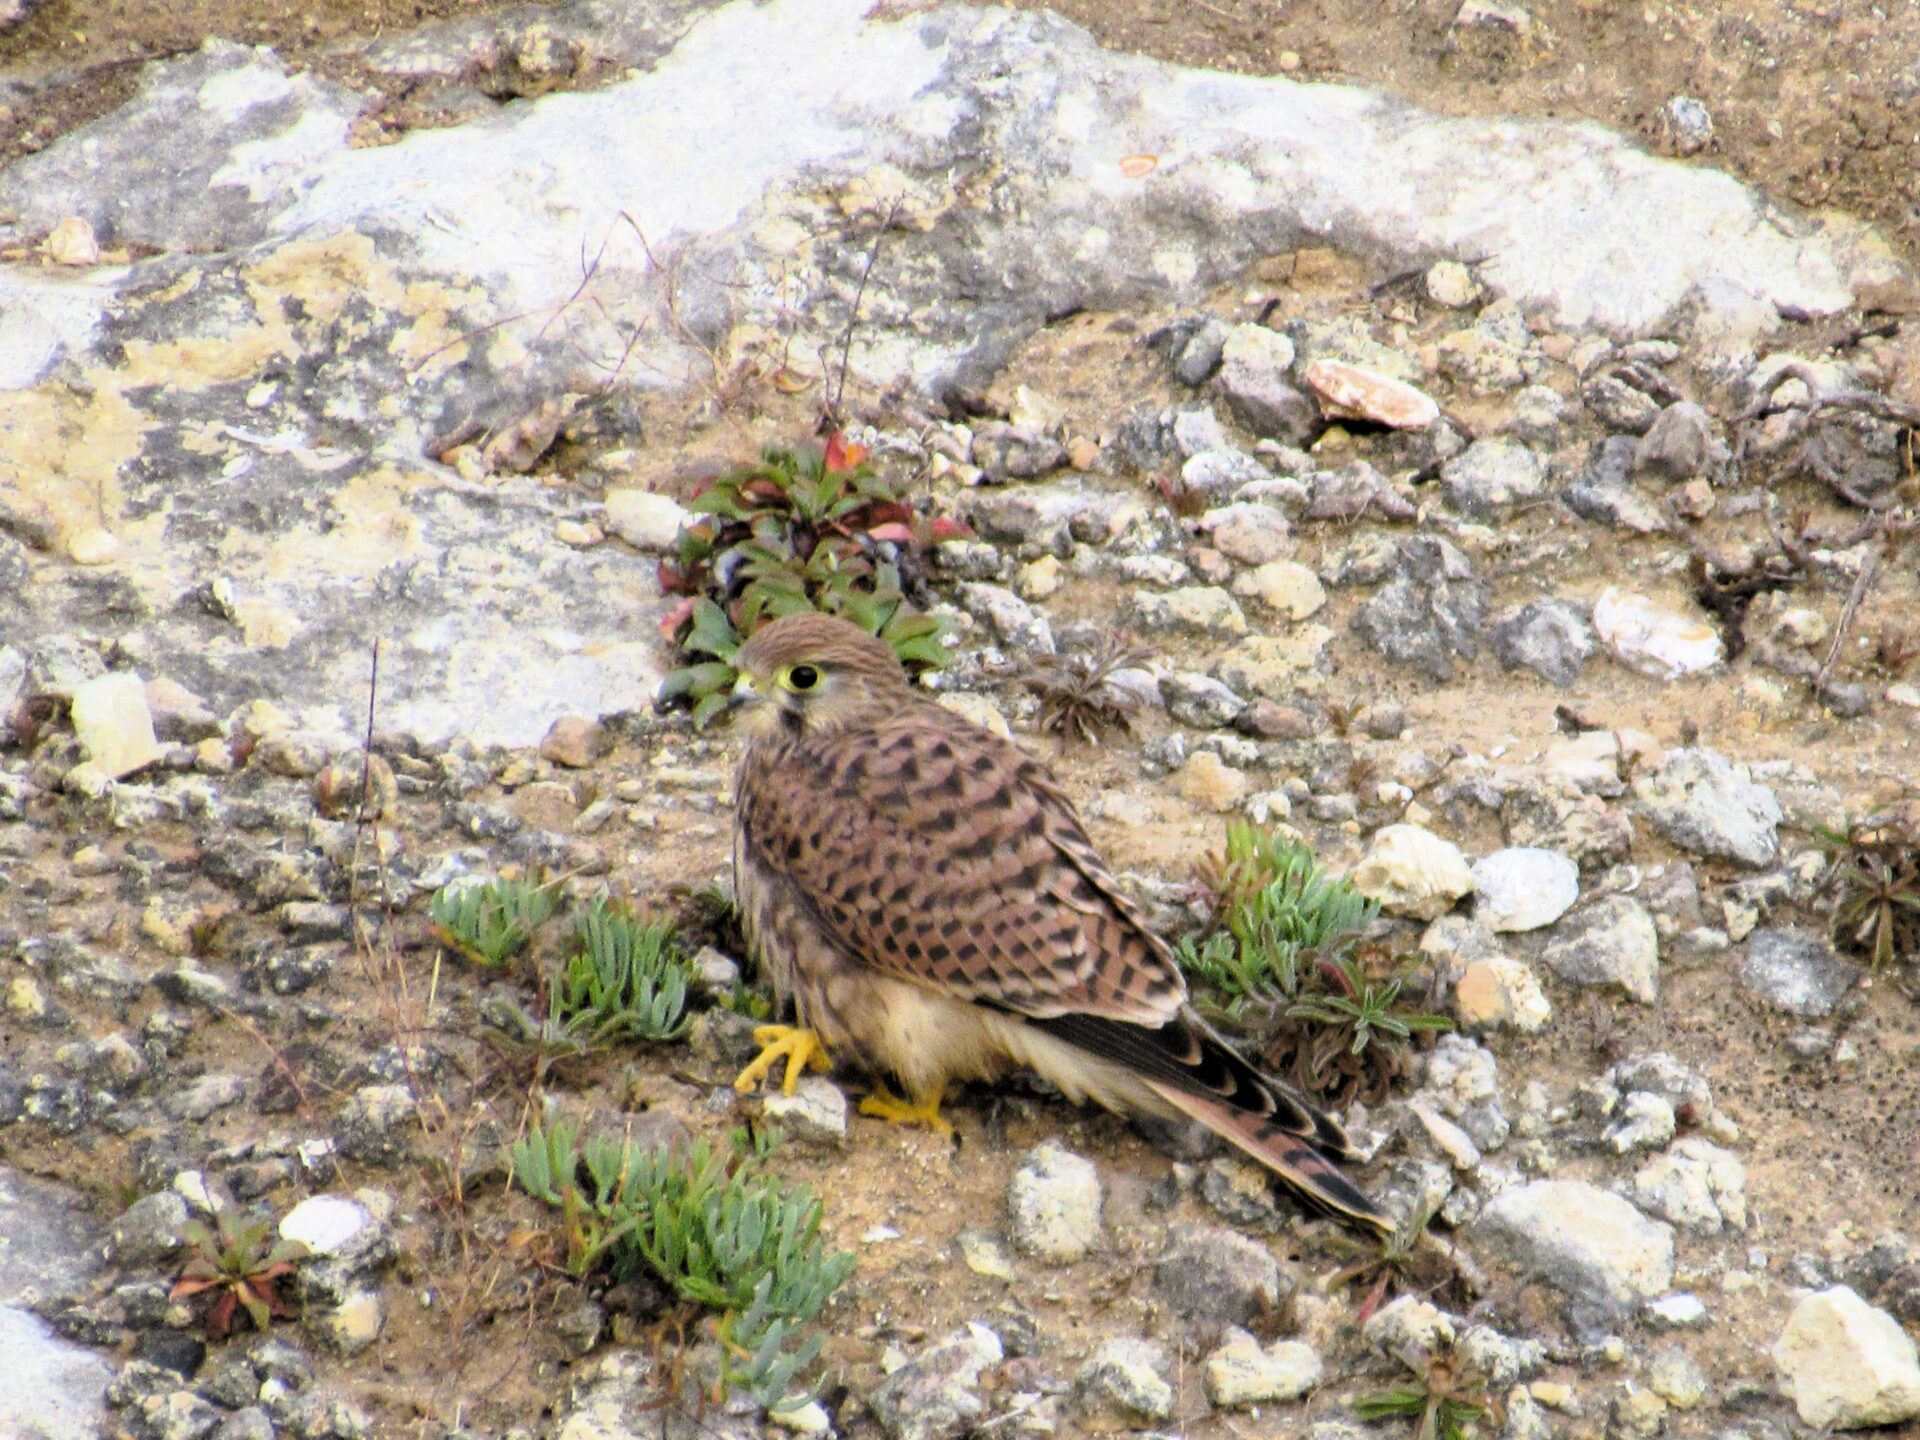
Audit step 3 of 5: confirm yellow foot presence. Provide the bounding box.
[733,1025,831,1096]
[858,1083,953,1139]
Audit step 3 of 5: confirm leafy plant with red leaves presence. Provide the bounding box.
[656,435,966,725]
[169,1203,309,1340]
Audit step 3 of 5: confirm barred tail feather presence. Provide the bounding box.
[1144,1079,1394,1235]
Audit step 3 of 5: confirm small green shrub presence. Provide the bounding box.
[1175,824,1380,1006]
[432,881,699,1062]
[1175,823,1449,1106]
[655,436,962,725]
[1354,1336,1494,1440]
[555,901,693,1043]
[169,1201,309,1340]
[430,875,561,967]
[510,1121,853,1411]
[1812,810,1920,971]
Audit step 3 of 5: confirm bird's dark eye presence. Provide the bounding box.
[787,665,819,691]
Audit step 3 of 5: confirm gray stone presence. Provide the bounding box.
[1351,536,1486,681]
[1634,401,1723,480]
[1633,747,1783,869]
[1802,411,1909,500]
[1159,672,1247,730]
[1473,1180,1674,1307]
[1075,1338,1173,1424]
[1216,324,1315,443]
[1633,1138,1748,1234]
[332,1084,417,1166]
[1471,847,1579,932]
[1541,895,1661,1003]
[1566,435,1668,532]
[1583,373,1664,433]
[759,1075,848,1147]
[161,1072,248,1122]
[1008,1141,1101,1262]
[104,1191,191,1267]
[955,582,1054,654]
[1439,437,1546,514]
[1490,599,1595,687]
[972,421,1065,481]
[1306,460,1416,522]
[1660,95,1715,155]
[1604,1091,1677,1152]
[1738,928,1860,1017]
[1151,1224,1288,1328]
[1609,1052,1712,1118]
[869,1323,1003,1440]
[1132,586,1248,639]
[1173,317,1231,386]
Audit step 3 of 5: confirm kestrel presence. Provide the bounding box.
[725,611,1388,1234]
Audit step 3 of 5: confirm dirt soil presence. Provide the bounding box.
[5,2,1920,1438]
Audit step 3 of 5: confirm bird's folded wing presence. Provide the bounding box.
[736,714,1186,1026]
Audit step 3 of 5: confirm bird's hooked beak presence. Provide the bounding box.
[724,668,763,715]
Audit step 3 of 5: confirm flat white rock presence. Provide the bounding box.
[1594,587,1723,680]
[1470,847,1579,931]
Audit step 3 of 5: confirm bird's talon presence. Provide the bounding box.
[859,1083,953,1138]
[733,1025,831,1095]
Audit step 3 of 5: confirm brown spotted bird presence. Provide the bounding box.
[726,611,1388,1234]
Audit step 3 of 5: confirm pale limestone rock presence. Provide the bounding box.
[936,692,1012,740]
[1351,824,1474,921]
[46,215,101,266]
[1454,957,1552,1034]
[1471,847,1579,931]
[70,672,163,780]
[1174,752,1250,813]
[1303,358,1439,429]
[602,488,690,552]
[1594,588,1723,680]
[1204,1330,1323,1407]
[1231,560,1326,620]
[1774,1287,1920,1429]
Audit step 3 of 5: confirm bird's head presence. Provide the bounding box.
[728,612,916,739]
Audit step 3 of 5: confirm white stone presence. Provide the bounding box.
[1007,1141,1101,1263]
[1350,824,1474,921]
[65,528,120,566]
[1633,1138,1748,1234]
[1470,847,1579,932]
[1425,259,1482,307]
[1473,1181,1674,1305]
[602,489,691,552]
[760,1075,848,1146]
[280,1194,374,1255]
[1231,560,1326,619]
[1774,1287,1920,1430]
[1204,1330,1323,1407]
[1593,587,1724,680]
[1198,503,1291,566]
[935,692,1012,740]
[45,216,101,266]
[68,673,163,781]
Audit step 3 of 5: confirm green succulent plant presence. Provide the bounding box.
[655,436,964,725]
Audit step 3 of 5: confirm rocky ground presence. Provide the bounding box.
[4,2,1920,1440]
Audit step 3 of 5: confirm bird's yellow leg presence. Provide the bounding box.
[859,1082,953,1139]
[733,1025,831,1096]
